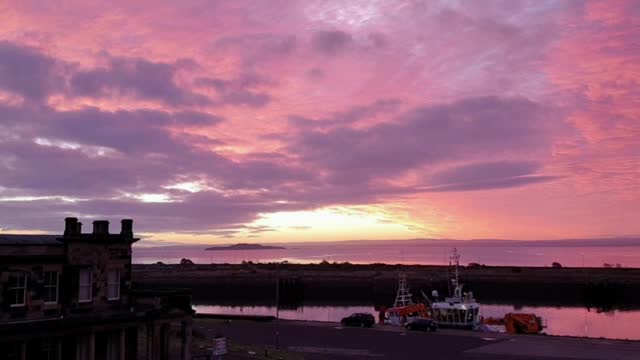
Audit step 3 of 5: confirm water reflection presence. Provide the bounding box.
[195,304,375,323]
[193,304,640,340]
[481,305,640,340]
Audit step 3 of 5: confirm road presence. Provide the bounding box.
[194,319,640,360]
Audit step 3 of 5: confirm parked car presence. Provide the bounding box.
[341,313,375,327]
[405,318,438,332]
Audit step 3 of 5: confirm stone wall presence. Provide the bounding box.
[64,240,133,314]
[0,259,64,323]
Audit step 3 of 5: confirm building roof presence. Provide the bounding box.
[0,234,62,245]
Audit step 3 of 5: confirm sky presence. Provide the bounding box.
[0,0,638,244]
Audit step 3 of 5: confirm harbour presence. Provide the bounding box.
[193,303,640,340]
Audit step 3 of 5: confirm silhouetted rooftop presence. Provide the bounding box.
[0,234,62,245]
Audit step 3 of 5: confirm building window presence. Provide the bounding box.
[43,271,59,304]
[107,270,121,300]
[79,269,92,303]
[8,273,27,306]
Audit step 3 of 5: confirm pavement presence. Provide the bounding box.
[195,319,640,360]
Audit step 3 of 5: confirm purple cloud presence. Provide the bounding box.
[69,55,210,106]
[0,41,62,101]
[311,30,353,55]
[44,107,221,154]
[424,161,559,192]
[0,99,309,201]
[0,191,301,233]
[288,96,551,185]
[0,42,214,108]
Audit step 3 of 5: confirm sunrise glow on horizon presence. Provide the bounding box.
[1,1,638,245]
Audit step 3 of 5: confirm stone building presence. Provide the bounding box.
[0,218,193,360]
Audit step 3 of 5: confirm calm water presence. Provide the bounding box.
[134,242,640,267]
[193,304,640,340]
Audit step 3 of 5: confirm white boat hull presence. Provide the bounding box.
[431,302,480,328]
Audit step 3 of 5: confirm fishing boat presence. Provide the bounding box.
[384,273,429,326]
[430,248,481,328]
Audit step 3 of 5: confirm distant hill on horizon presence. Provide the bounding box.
[205,243,286,251]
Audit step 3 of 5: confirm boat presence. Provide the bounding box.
[384,273,429,326]
[480,313,545,334]
[430,248,481,328]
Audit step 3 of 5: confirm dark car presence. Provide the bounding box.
[341,313,375,327]
[405,318,438,332]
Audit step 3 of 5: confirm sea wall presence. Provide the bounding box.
[132,263,640,309]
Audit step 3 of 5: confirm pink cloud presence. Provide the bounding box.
[546,0,640,201]
[0,1,638,239]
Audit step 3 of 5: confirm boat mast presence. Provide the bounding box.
[394,273,413,307]
[451,248,462,299]
[452,247,460,286]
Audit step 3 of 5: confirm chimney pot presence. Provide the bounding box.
[121,219,133,237]
[64,217,79,236]
[92,220,110,235]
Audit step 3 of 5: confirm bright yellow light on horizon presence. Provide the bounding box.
[137,205,439,245]
[136,206,427,245]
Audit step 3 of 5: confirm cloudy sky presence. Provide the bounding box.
[0,0,638,243]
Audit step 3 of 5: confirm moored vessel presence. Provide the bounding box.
[384,273,429,326]
[430,248,481,328]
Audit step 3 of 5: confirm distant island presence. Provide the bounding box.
[205,243,286,251]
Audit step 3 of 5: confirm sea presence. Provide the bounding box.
[133,239,640,267]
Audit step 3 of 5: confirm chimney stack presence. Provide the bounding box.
[92,220,110,235]
[64,217,79,236]
[121,219,133,237]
